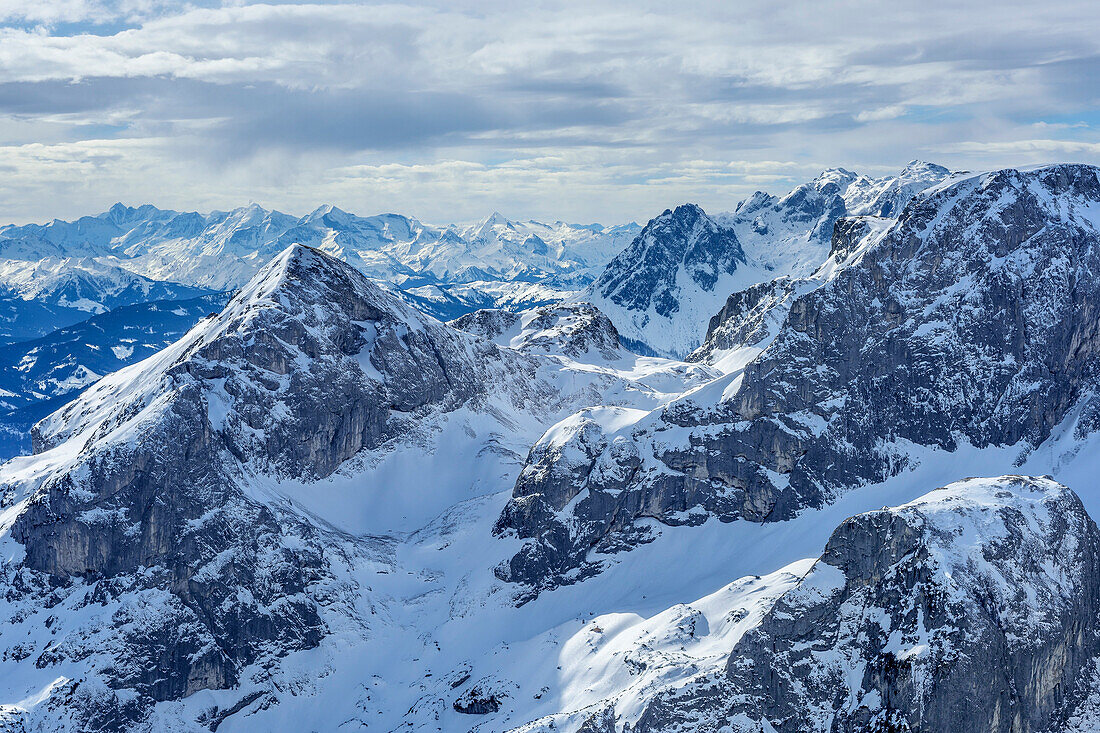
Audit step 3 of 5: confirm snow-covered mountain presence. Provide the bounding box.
[0,244,715,730]
[0,205,637,454]
[4,163,1100,732]
[634,475,1100,732]
[499,163,1100,589]
[0,257,213,344]
[588,161,953,357]
[0,204,639,294]
[0,292,230,457]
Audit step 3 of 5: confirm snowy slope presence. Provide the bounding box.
[689,214,895,371]
[717,160,952,276]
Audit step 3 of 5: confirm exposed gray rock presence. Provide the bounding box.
[633,476,1100,733]
[592,204,745,319]
[497,164,1100,592]
[453,685,503,715]
[689,215,895,366]
[452,302,623,361]
[588,203,746,357]
[688,276,799,362]
[31,244,545,475]
[450,307,521,341]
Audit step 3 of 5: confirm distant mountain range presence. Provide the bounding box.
[0,162,961,457]
[0,204,641,292]
[0,256,214,344]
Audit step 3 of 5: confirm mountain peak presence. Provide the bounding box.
[474,211,514,234]
[656,202,707,224]
[811,167,859,190]
[306,203,353,224]
[899,159,950,177]
[229,243,411,327]
[104,202,136,223]
[222,201,272,226]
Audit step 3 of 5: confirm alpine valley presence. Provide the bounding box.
[2,161,1100,733]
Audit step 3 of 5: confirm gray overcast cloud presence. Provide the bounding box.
[1,0,1098,224]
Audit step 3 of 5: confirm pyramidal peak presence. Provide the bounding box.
[32,244,429,457]
[305,203,354,225]
[475,210,514,233]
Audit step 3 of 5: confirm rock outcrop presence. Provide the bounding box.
[634,476,1100,732]
[452,302,623,361]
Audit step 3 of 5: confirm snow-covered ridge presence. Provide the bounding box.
[6,162,1100,732]
[0,291,230,458]
[0,255,215,346]
[587,161,954,358]
[31,243,504,460]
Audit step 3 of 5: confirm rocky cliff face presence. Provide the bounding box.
[588,204,746,358]
[687,215,894,366]
[633,476,1100,733]
[496,164,1100,593]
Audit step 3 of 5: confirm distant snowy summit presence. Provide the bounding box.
[0,204,640,293]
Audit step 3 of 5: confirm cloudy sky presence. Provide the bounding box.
[2,0,1099,225]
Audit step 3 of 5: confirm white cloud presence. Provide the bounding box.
[935,139,1100,155]
[0,0,1098,222]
